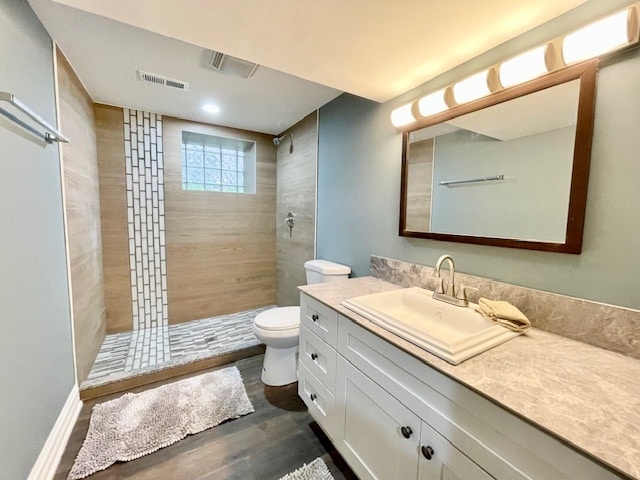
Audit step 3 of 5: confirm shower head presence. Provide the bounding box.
[273,133,294,153]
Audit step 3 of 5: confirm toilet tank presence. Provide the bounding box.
[304,259,351,284]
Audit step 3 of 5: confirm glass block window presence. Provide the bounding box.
[181,131,256,193]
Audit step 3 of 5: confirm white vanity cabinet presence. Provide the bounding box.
[335,349,493,480]
[298,293,624,480]
[298,294,340,440]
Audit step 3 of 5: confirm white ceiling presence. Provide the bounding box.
[447,79,580,141]
[29,0,591,135]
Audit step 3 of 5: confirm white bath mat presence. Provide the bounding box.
[68,366,254,479]
[278,457,335,480]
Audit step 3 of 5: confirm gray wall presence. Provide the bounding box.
[318,0,640,311]
[431,126,574,242]
[0,2,75,478]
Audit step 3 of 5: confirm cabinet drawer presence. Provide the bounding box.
[299,325,337,393]
[298,362,336,441]
[300,293,338,348]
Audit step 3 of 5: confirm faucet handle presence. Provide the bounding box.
[433,277,445,294]
[456,285,479,302]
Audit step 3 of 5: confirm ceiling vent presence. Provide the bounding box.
[207,50,259,79]
[137,70,189,91]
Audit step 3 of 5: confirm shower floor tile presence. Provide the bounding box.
[82,305,275,390]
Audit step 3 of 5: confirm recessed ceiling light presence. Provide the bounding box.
[202,104,220,114]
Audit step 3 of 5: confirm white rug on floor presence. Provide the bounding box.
[68,366,254,479]
[279,458,335,480]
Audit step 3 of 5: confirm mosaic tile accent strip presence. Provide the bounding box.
[83,306,275,389]
[126,326,170,370]
[123,109,168,346]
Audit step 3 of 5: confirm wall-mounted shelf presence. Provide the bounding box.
[0,91,69,144]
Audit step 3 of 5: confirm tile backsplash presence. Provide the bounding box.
[370,255,640,359]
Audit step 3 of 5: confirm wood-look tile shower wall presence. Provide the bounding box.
[276,113,318,306]
[163,118,276,324]
[95,108,276,331]
[57,50,106,382]
[95,105,132,333]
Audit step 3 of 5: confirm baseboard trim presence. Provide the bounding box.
[28,384,82,480]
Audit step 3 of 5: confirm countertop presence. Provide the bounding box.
[299,276,640,480]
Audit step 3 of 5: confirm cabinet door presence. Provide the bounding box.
[418,421,494,480]
[335,356,419,480]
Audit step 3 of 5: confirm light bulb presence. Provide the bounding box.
[391,103,416,128]
[499,46,549,88]
[562,9,630,64]
[452,70,490,104]
[418,89,448,116]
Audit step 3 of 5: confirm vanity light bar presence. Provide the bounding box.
[391,3,640,130]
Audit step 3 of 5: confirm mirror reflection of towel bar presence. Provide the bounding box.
[439,174,504,186]
[0,91,69,144]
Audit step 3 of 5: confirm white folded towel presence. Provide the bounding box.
[476,298,531,333]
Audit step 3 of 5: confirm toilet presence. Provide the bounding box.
[253,259,351,386]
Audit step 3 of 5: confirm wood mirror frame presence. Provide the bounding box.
[399,59,598,254]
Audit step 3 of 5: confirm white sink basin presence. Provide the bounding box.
[341,287,522,365]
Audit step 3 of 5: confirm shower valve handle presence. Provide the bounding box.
[284,211,296,238]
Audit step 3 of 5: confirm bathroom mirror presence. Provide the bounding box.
[399,60,598,253]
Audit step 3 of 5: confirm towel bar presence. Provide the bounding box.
[0,91,69,143]
[439,174,504,186]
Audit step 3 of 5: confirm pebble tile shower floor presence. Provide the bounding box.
[82,306,274,390]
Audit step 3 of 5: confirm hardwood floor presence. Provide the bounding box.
[55,355,358,479]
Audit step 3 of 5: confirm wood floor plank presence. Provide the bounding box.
[55,354,357,480]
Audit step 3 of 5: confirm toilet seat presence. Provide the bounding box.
[254,306,300,331]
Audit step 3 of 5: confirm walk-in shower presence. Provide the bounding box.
[83,306,273,391]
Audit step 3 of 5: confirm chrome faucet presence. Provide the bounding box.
[432,254,474,307]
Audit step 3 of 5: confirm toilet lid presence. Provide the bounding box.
[255,306,300,331]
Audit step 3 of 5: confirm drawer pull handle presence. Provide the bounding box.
[309,393,317,402]
[311,314,319,322]
[310,353,318,361]
[400,426,413,439]
[421,445,434,460]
